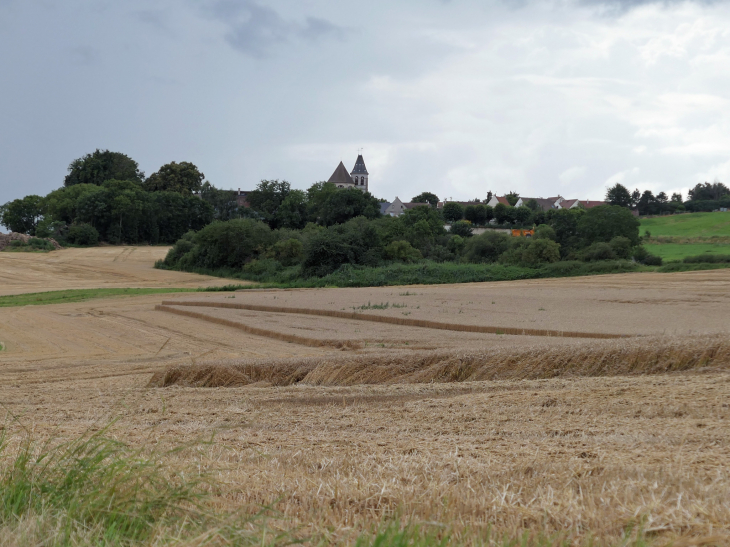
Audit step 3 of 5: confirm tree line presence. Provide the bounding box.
[0,150,245,245]
[160,202,658,282]
[606,181,730,215]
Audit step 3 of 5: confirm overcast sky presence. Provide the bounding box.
[1,0,729,204]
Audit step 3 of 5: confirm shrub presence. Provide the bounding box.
[643,254,663,266]
[270,238,303,266]
[534,224,556,241]
[520,239,561,266]
[582,242,615,261]
[683,254,730,264]
[447,235,465,255]
[463,231,511,263]
[450,220,474,238]
[632,245,648,262]
[66,223,100,246]
[428,244,453,263]
[608,236,632,259]
[442,202,464,223]
[384,240,423,263]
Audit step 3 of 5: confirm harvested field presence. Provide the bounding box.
[0,245,239,296]
[2,248,730,545]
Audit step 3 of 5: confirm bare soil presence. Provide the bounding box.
[1,248,730,545]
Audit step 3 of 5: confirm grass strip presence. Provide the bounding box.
[0,286,247,308]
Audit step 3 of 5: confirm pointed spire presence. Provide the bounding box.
[351,154,368,175]
[327,161,354,185]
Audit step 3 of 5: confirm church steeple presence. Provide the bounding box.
[350,154,368,193]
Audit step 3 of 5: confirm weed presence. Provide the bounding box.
[392,303,408,308]
[353,301,390,311]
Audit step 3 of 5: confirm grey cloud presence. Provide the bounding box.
[208,0,345,57]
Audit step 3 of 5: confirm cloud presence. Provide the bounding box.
[207,0,345,57]
[559,166,587,186]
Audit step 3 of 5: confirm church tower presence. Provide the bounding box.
[350,154,368,193]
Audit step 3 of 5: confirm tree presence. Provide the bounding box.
[145,161,205,194]
[464,204,488,225]
[631,189,641,207]
[442,202,464,223]
[688,182,730,201]
[200,182,239,221]
[606,183,632,208]
[450,220,474,238]
[524,199,540,212]
[384,240,422,262]
[463,231,511,263]
[670,192,683,203]
[0,195,43,235]
[247,180,291,228]
[306,181,338,224]
[656,192,668,204]
[493,203,510,224]
[278,190,308,230]
[64,149,144,187]
[513,206,533,226]
[519,239,561,266]
[319,188,381,226]
[505,192,520,206]
[576,205,640,246]
[411,192,439,207]
[637,190,658,216]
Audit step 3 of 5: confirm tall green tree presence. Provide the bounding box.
[200,182,239,220]
[576,205,640,246]
[278,190,308,230]
[247,180,292,228]
[442,202,464,223]
[0,195,44,235]
[688,182,730,201]
[319,188,381,226]
[606,183,633,208]
[64,149,144,187]
[505,191,520,206]
[145,161,205,194]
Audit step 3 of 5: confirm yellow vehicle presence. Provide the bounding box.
[511,228,534,237]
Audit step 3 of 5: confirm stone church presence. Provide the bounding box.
[327,154,369,192]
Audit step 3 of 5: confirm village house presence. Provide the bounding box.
[381,197,429,217]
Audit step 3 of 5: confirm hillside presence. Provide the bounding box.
[640,211,730,238]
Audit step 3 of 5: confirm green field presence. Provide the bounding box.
[0,288,195,308]
[644,242,730,261]
[640,212,730,238]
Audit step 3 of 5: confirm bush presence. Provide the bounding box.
[463,231,511,263]
[270,238,303,266]
[577,205,640,246]
[643,254,663,266]
[450,220,474,238]
[683,254,730,264]
[384,240,423,263]
[608,236,632,259]
[581,242,615,261]
[534,224,556,241]
[66,223,100,246]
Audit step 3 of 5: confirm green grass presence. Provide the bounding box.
[0,286,248,308]
[640,212,730,238]
[644,242,730,261]
[0,288,198,308]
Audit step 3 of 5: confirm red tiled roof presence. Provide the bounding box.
[582,201,606,209]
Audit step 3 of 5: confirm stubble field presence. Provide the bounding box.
[1,246,729,546]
